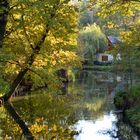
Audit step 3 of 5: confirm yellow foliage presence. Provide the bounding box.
[52,124,57,132]
[1,0,81,89]
[30,124,48,134]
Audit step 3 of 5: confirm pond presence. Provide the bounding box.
[0,71,139,140]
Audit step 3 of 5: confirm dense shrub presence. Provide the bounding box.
[114,85,140,134]
[129,85,140,105]
[114,91,128,109]
[114,85,140,109]
[126,106,140,132]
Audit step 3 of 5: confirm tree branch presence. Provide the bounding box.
[1,0,61,102]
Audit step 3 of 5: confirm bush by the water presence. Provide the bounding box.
[114,91,128,109]
[114,85,140,134]
[114,85,140,110]
[126,106,140,133]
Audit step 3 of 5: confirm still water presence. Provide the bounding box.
[0,71,139,140]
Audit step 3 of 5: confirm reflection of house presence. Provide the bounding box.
[95,36,120,65]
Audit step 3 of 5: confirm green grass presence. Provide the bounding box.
[83,65,113,71]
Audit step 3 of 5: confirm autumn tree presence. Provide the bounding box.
[116,22,140,86]
[94,0,140,86]
[0,0,80,102]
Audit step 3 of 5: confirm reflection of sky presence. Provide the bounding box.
[74,113,118,140]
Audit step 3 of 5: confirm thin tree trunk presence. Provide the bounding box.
[4,102,34,140]
[1,34,46,102]
[0,0,9,48]
[2,69,28,101]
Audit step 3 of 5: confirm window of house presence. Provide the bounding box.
[102,55,108,61]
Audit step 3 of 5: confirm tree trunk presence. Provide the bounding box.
[1,46,42,102]
[0,2,59,102]
[0,0,9,48]
[1,69,28,101]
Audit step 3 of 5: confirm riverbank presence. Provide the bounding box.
[83,65,113,71]
[114,85,140,136]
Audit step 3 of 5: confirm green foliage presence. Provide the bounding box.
[112,22,140,77]
[97,0,140,18]
[0,92,79,139]
[78,23,107,63]
[95,0,140,80]
[114,85,140,110]
[0,0,81,93]
[114,91,128,109]
[114,85,140,133]
[120,22,140,47]
[79,0,93,27]
[94,0,140,36]
[126,106,140,131]
[129,85,140,101]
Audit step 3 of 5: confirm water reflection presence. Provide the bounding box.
[0,71,139,139]
[0,93,78,139]
[69,71,139,139]
[74,112,118,140]
[4,102,34,140]
[116,115,139,140]
[68,71,118,140]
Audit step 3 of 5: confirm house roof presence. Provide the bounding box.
[108,36,120,45]
[106,36,121,51]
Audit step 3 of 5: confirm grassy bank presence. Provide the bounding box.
[83,65,113,71]
[114,85,140,134]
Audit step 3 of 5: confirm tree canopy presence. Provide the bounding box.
[0,0,80,101]
[78,24,107,63]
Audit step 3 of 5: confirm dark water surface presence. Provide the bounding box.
[0,71,139,140]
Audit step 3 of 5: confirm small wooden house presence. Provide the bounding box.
[96,53,113,64]
[95,36,120,64]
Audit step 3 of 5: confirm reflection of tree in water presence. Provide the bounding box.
[4,102,34,140]
[97,113,140,140]
[116,115,139,140]
[0,93,79,139]
[67,71,116,121]
[0,71,123,139]
[0,102,34,140]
